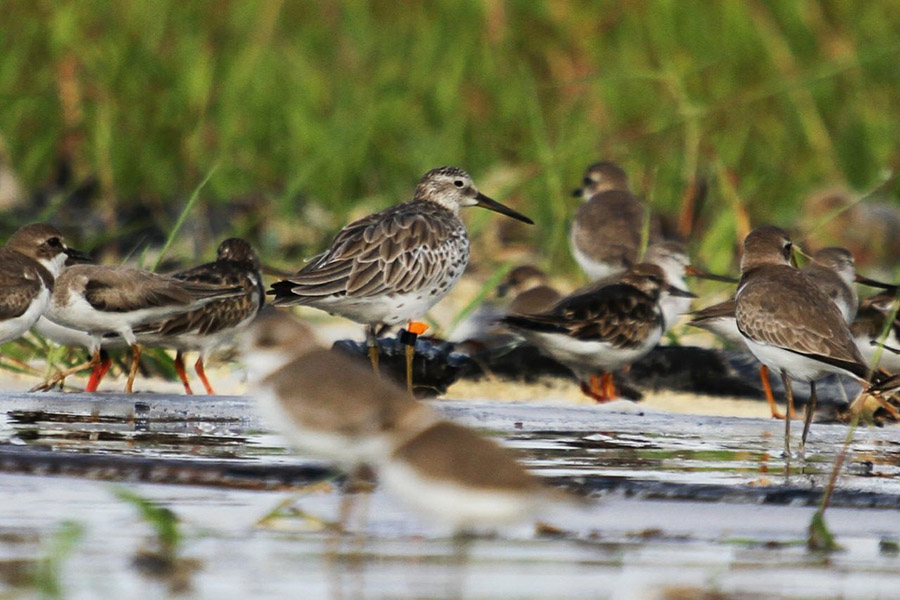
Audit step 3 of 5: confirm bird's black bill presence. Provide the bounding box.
[474,192,534,224]
[64,247,94,265]
[871,340,900,355]
[668,286,697,298]
[855,274,898,292]
[684,265,739,284]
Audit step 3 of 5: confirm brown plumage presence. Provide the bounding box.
[134,239,263,338]
[503,263,667,349]
[0,250,48,322]
[271,200,469,302]
[389,420,543,493]
[68,267,239,314]
[736,264,870,379]
[263,348,427,438]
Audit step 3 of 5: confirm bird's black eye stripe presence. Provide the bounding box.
[453,180,464,188]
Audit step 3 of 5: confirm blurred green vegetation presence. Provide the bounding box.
[2,0,899,274]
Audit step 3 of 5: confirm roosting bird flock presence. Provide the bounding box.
[2,162,900,530]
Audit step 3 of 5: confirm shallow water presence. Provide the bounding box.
[0,393,899,599]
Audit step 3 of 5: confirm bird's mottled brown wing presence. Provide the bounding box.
[133,261,262,337]
[571,191,645,268]
[82,267,238,313]
[270,201,465,303]
[735,266,868,375]
[0,250,51,321]
[503,283,661,349]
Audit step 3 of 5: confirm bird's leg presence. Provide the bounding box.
[173,351,194,395]
[758,365,786,419]
[85,350,112,393]
[30,349,103,392]
[580,373,611,403]
[780,370,794,460]
[365,324,380,376]
[194,356,215,395]
[800,381,817,452]
[125,344,142,393]
[601,372,617,400]
[401,321,428,396]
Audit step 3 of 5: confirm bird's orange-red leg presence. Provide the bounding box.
[173,351,194,395]
[194,357,215,395]
[85,352,112,392]
[759,364,788,419]
[600,372,617,400]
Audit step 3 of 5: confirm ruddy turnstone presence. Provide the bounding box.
[734,226,886,453]
[502,262,694,402]
[132,238,264,395]
[1,224,87,347]
[633,241,735,334]
[569,161,661,281]
[571,241,735,335]
[44,265,244,392]
[269,166,533,393]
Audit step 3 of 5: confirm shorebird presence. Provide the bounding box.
[242,310,555,532]
[43,264,244,392]
[692,245,895,419]
[241,309,428,466]
[734,226,891,454]
[852,291,900,372]
[569,161,661,281]
[269,166,533,393]
[380,419,552,531]
[502,262,694,402]
[449,265,561,345]
[132,238,264,395]
[1,224,87,349]
[499,265,563,316]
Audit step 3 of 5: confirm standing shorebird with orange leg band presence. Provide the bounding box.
[269,166,533,394]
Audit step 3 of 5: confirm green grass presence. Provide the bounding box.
[2,0,899,271]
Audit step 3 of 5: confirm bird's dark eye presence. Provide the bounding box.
[782,241,792,259]
[47,238,61,248]
[453,180,464,188]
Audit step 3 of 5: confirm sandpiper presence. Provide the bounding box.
[269,166,533,392]
[132,238,265,395]
[499,265,563,316]
[449,265,561,345]
[380,419,551,531]
[852,291,900,372]
[0,224,87,347]
[241,309,428,466]
[734,226,886,453]
[569,161,661,281]
[44,264,244,392]
[502,262,694,402]
[242,310,554,532]
[692,245,895,419]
